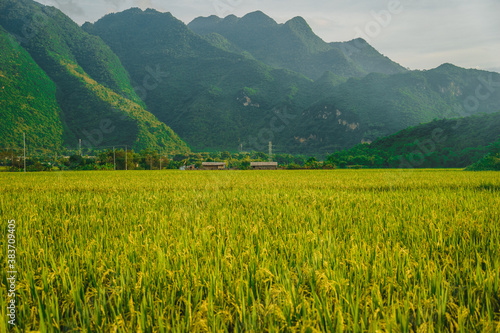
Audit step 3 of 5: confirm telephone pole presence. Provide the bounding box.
[113,146,116,170]
[125,145,128,171]
[79,139,82,156]
[269,141,272,162]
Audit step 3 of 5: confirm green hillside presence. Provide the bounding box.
[326,111,500,168]
[84,8,314,152]
[283,65,500,155]
[0,0,189,153]
[188,12,407,80]
[329,38,407,77]
[0,27,63,150]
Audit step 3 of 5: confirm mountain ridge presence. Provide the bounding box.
[84,8,500,154]
[0,0,189,152]
[1,3,499,158]
[188,11,407,80]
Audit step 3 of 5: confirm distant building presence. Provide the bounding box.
[251,162,278,170]
[180,165,196,171]
[202,162,226,170]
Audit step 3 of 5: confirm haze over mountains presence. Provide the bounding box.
[1,0,499,157]
[188,11,407,80]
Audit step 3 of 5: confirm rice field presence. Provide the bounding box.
[1,169,499,332]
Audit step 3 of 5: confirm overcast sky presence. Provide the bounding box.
[36,0,500,73]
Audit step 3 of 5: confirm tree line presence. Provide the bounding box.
[0,149,317,172]
[3,138,499,172]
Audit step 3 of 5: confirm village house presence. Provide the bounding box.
[251,162,278,170]
[202,162,226,170]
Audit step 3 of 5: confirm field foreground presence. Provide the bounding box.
[1,170,499,332]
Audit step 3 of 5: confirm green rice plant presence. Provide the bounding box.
[0,170,499,331]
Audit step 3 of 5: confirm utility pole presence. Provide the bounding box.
[79,139,81,156]
[125,145,128,171]
[23,133,26,173]
[269,141,272,162]
[113,146,116,170]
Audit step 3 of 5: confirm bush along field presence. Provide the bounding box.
[0,170,499,331]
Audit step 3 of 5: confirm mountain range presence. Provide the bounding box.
[0,0,188,153]
[188,11,406,80]
[1,0,499,160]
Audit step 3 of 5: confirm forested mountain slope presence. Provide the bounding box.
[0,0,189,152]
